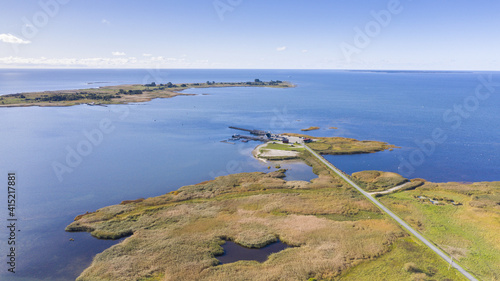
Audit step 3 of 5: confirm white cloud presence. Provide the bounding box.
[142,53,152,57]
[149,56,183,63]
[150,56,164,61]
[0,56,191,68]
[102,19,110,24]
[276,46,287,52]
[112,51,126,56]
[0,56,132,67]
[0,33,31,44]
[301,49,308,53]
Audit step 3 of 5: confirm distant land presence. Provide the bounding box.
[0,79,293,107]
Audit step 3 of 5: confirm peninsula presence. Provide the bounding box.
[64,134,500,281]
[0,79,293,107]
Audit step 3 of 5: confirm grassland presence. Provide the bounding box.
[378,181,500,281]
[67,148,470,280]
[284,133,397,155]
[352,171,408,192]
[64,127,497,281]
[261,143,305,152]
[339,237,466,281]
[350,169,500,280]
[0,80,293,107]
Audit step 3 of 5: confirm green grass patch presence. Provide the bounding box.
[352,170,408,192]
[379,184,500,281]
[338,237,467,281]
[262,143,305,152]
[286,133,397,155]
[317,210,385,221]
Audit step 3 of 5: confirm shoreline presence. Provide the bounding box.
[0,80,294,108]
[251,142,302,162]
[251,143,269,162]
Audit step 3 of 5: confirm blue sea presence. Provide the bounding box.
[0,69,499,280]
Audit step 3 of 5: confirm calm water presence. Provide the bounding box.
[217,240,289,264]
[0,69,499,280]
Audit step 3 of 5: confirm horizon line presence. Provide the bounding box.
[0,67,499,72]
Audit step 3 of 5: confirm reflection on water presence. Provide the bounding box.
[217,240,290,264]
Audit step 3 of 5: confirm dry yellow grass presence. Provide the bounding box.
[352,170,408,192]
[65,139,488,281]
[284,133,397,155]
[301,126,320,131]
[67,169,408,280]
[67,165,479,281]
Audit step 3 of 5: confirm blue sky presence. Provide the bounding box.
[0,0,499,70]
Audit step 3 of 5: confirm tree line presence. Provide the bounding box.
[33,92,121,102]
[144,79,284,88]
[118,89,143,95]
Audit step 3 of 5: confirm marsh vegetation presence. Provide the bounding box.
[284,133,397,155]
[67,150,470,280]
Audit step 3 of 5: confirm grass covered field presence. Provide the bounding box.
[339,237,466,281]
[283,133,397,155]
[67,161,469,280]
[261,143,305,152]
[352,171,408,192]
[378,181,500,281]
[64,133,496,281]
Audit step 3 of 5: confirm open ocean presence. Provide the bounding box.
[0,69,499,280]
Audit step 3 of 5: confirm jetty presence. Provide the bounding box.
[229,126,271,137]
[232,135,269,142]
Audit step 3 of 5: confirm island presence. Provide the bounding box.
[301,126,320,131]
[64,133,500,281]
[0,79,293,107]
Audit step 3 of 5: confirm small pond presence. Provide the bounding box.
[217,240,290,264]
